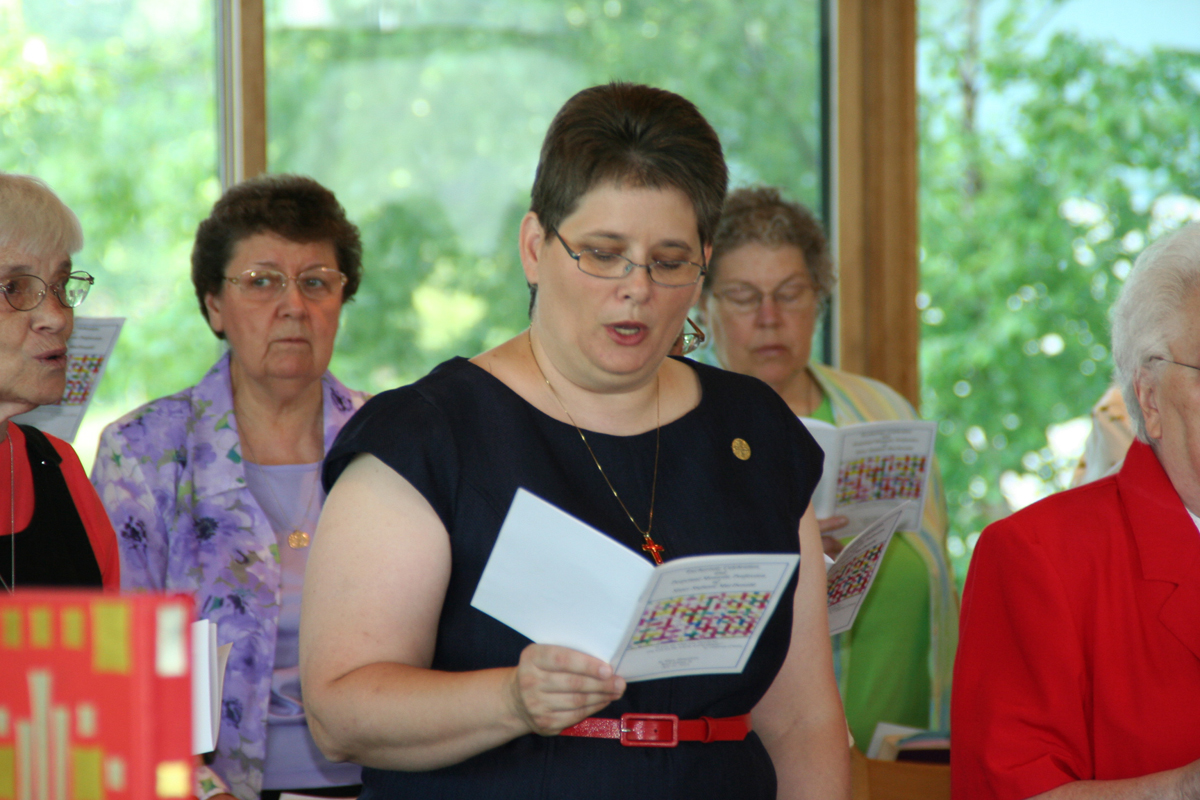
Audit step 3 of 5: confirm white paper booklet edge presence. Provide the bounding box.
[191,619,232,754]
[471,489,801,680]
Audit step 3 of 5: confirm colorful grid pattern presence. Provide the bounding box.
[827,543,886,605]
[630,591,770,648]
[835,454,926,505]
[63,354,106,405]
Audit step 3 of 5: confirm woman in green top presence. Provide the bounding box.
[699,186,958,748]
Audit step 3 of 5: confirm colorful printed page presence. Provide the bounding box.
[610,553,799,681]
[13,317,124,442]
[470,489,799,682]
[800,419,936,539]
[825,502,907,635]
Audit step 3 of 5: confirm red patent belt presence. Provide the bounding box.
[558,713,752,748]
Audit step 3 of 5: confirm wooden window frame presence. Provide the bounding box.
[833,0,921,408]
[217,0,266,188]
[217,0,921,407]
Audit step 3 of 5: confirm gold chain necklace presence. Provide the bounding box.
[238,429,321,549]
[527,330,665,564]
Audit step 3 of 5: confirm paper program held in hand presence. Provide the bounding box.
[800,418,936,539]
[471,489,800,682]
[824,503,908,635]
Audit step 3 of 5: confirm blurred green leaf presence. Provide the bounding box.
[920,0,1200,587]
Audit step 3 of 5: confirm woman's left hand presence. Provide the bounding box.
[507,643,626,736]
[819,515,849,557]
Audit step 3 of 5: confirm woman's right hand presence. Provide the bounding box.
[305,457,626,770]
[508,643,626,736]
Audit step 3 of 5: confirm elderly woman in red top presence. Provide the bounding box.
[0,172,118,591]
[952,221,1200,799]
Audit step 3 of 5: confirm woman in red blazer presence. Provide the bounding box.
[952,221,1200,800]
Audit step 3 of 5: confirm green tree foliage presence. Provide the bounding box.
[2,0,826,470]
[6,0,1199,549]
[332,198,531,387]
[1,0,223,421]
[920,0,1200,582]
[265,0,826,391]
[2,0,825,466]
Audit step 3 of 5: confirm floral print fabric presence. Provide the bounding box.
[91,352,367,800]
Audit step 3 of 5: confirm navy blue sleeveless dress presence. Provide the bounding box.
[323,356,823,800]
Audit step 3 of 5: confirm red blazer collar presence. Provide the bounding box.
[1118,440,1200,581]
[1118,440,1200,662]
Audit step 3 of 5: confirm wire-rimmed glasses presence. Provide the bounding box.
[711,279,817,315]
[224,267,347,302]
[552,230,706,287]
[0,272,94,311]
[1150,356,1200,374]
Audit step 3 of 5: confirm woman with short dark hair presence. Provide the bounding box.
[301,83,849,799]
[0,172,116,591]
[190,174,364,324]
[92,174,369,800]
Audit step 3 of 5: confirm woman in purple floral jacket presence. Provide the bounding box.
[91,175,369,800]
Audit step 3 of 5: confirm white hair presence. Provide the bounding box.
[1110,221,1200,442]
[0,173,84,257]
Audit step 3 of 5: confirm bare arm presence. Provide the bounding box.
[299,454,625,771]
[1029,761,1200,800]
[752,503,851,800]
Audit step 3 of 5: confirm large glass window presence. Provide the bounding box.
[266,0,827,392]
[1,0,220,469]
[919,0,1200,584]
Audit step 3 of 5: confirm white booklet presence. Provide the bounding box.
[191,619,232,754]
[471,489,800,682]
[866,722,925,759]
[800,418,937,539]
[13,317,124,442]
[825,503,907,635]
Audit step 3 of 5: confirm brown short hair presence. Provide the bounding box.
[191,174,362,337]
[707,186,835,303]
[531,82,727,243]
[528,83,727,313]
